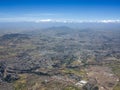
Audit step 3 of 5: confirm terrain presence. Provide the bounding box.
[0,26,120,90]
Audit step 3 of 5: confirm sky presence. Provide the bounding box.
[0,0,120,23]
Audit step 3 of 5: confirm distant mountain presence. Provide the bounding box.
[0,22,120,32]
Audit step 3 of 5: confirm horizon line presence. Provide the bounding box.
[0,18,120,23]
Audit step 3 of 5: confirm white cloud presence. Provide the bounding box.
[35,19,120,23]
[35,19,52,23]
[35,19,74,23]
[0,17,120,24]
[97,20,120,23]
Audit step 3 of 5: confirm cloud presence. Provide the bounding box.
[0,17,120,24]
[35,19,52,23]
[35,19,120,23]
[35,19,72,23]
[97,20,120,23]
[0,17,34,22]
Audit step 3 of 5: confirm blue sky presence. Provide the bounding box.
[0,0,120,22]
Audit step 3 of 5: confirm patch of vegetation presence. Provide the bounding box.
[13,74,27,90]
[61,68,87,80]
[63,85,80,90]
[113,83,120,90]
